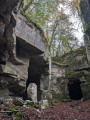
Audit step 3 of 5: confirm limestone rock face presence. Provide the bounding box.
[80,0,90,65]
[48,62,69,101]
[0,74,25,98]
[0,0,24,99]
[0,89,12,99]
[52,46,90,101]
[40,62,69,101]
[80,0,90,24]
[80,71,90,100]
[41,75,49,90]
[51,75,69,101]
[0,0,48,100]
[0,0,19,13]
[0,0,20,63]
[15,14,48,56]
[52,64,66,77]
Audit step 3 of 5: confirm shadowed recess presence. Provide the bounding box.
[68,79,83,100]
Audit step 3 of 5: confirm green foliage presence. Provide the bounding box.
[52,61,68,66]
[4,103,15,108]
[10,108,16,112]
[52,46,86,65]
[49,100,58,106]
[16,112,23,119]
[33,102,40,109]
[22,0,79,56]
[25,101,40,109]
[23,0,59,27]
[13,99,23,106]
[12,112,23,120]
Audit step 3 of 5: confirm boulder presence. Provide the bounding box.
[13,97,24,106]
[24,100,34,105]
[40,99,49,109]
[27,83,37,102]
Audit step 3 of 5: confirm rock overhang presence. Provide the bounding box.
[15,14,48,57]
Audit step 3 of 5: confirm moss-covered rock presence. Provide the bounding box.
[81,72,90,100]
[66,70,84,79]
[13,98,24,106]
[53,46,90,100]
[50,75,69,101]
[52,46,88,69]
[52,92,70,102]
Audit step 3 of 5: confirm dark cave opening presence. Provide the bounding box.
[68,79,83,100]
[23,56,47,101]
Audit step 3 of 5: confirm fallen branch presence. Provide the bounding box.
[0,110,24,114]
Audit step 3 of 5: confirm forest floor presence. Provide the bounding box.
[0,100,90,120]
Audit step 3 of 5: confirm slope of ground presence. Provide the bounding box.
[0,100,90,120]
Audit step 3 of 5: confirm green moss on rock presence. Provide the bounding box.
[52,92,69,102]
[66,69,84,79]
[52,61,68,67]
[81,73,90,100]
[53,46,90,101]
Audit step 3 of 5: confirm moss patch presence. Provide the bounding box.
[66,69,84,79]
[52,91,69,102]
[52,46,87,67]
[52,61,68,67]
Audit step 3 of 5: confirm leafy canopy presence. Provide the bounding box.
[22,0,81,56]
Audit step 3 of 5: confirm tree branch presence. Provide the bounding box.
[23,0,34,12]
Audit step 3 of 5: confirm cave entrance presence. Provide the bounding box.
[25,56,46,102]
[16,37,47,102]
[68,79,83,100]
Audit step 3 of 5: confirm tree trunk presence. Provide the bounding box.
[23,0,34,12]
[49,55,51,90]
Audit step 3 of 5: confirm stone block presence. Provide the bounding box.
[40,99,49,109]
[13,97,24,106]
[27,83,37,102]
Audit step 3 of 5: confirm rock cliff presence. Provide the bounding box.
[0,0,48,100]
[53,46,90,100]
[80,0,90,65]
